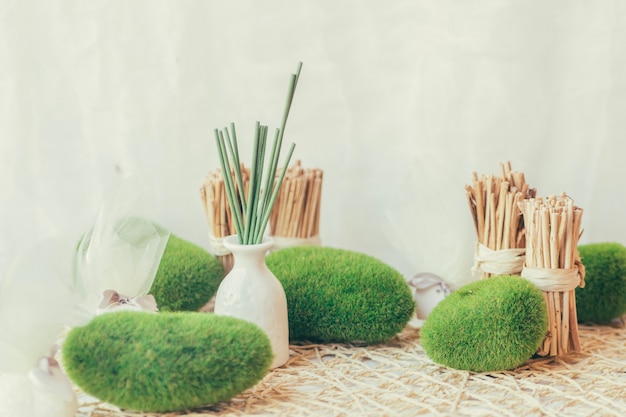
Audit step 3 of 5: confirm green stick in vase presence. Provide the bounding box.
[214,62,303,245]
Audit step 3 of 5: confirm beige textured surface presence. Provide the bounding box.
[76,320,626,417]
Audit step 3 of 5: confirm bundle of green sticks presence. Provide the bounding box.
[200,62,303,271]
[201,158,323,271]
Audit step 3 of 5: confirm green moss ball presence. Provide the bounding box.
[151,234,224,311]
[266,246,415,344]
[421,275,548,372]
[576,242,626,323]
[63,312,273,412]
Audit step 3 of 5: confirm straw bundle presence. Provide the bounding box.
[199,165,250,272]
[465,162,537,278]
[269,160,323,248]
[519,194,585,356]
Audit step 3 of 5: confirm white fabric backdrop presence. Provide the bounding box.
[1,0,625,287]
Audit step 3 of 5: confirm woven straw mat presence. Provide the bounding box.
[76,318,626,417]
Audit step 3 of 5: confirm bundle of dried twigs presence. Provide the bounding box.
[269,160,322,247]
[465,162,537,277]
[199,164,250,272]
[519,194,585,356]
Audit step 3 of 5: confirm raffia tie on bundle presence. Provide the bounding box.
[472,242,526,276]
[208,234,232,257]
[521,263,585,293]
[271,235,322,251]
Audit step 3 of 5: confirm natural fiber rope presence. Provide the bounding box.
[271,235,322,251]
[472,242,525,275]
[207,234,231,257]
[521,267,582,292]
[75,318,626,417]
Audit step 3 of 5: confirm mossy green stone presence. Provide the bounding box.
[63,312,273,413]
[421,275,548,372]
[576,242,626,323]
[151,234,224,311]
[266,246,415,344]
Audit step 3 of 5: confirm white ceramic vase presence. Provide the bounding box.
[214,235,289,368]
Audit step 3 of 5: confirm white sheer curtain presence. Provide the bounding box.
[1,0,625,286]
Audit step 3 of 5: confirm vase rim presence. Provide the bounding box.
[223,234,274,250]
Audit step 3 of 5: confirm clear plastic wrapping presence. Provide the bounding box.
[73,178,170,323]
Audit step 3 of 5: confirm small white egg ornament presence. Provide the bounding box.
[0,354,78,417]
[0,239,78,417]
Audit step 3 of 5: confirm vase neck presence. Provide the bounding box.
[223,235,274,266]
